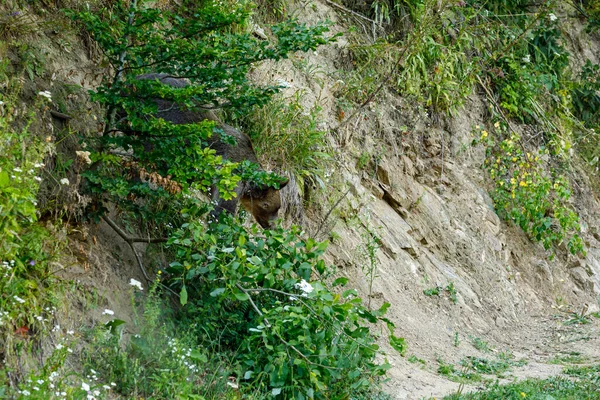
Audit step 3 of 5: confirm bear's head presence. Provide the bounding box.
[240,179,289,229]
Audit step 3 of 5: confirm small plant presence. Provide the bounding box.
[359,219,382,309]
[445,372,600,399]
[453,332,461,347]
[470,336,491,353]
[475,123,584,256]
[437,358,483,384]
[423,283,458,304]
[408,355,426,365]
[549,352,587,365]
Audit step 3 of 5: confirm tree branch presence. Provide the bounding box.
[101,215,178,297]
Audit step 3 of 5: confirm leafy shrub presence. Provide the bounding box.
[68,0,333,219]
[489,12,570,123]
[0,77,68,395]
[476,124,584,256]
[166,216,392,398]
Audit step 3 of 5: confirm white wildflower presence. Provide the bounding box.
[129,278,143,290]
[14,167,22,173]
[76,150,92,165]
[38,91,52,101]
[67,330,74,335]
[522,54,530,63]
[82,382,90,391]
[14,296,26,304]
[21,390,31,396]
[102,309,114,316]
[56,343,63,350]
[34,176,42,182]
[294,279,314,297]
[549,13,557,21]
[59,178,69,185]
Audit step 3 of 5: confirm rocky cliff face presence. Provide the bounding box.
[249,1,600,397]
[3,0,600,398]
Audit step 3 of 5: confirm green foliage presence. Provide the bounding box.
[397,5,476,115]
[241,91,331,191]
[68,0,332,217]
[460,354,525,376]
[470,336,490,353]
[0,74,71,399]
[489,11,570,123]
[341,0,477,115]
[444,374,600,399]
[564,363,600,381]
[475,123,584,256]
[583,0,600,33]
[423,283,458,304]
[166,216,391,398]
[571,61,600,169]
[80,284,243,399]
[548,352,587,365]
[437,358,483,384]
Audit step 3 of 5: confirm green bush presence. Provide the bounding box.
[476,124,584,256]
[68,0,333,219]
[167,216,392,398]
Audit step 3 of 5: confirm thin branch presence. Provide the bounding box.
[104,0,138,136]
[241,287,378,353]
[101,215,179,297]
[236,283,271,328]
[237,284,342,370]
[322,0,385,29]
[476,75,528,154]
[313,188,351,238]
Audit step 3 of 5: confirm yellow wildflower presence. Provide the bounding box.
[494,121,500,128]
[519,181,527,187]
[481,130,488,139]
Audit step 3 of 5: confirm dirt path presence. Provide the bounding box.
[382,313,600,399]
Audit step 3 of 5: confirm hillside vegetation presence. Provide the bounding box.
[1,0,599,399]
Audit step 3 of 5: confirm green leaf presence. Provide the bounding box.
[0,171,9,188]
[105,319,126,336]
[390,335,407,356]
[210,288,226,297]
[234,291,249,301]
[180,285,188,306]
[190,349,207,362]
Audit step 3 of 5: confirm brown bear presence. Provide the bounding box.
[135,73,288,228]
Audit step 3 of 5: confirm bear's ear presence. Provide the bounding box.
[278,177,289,190]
